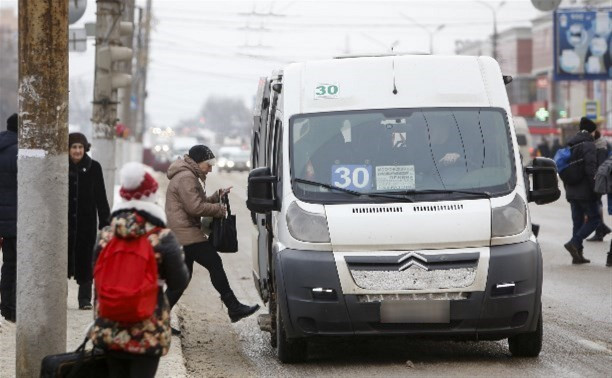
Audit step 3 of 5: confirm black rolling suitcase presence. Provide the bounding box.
[40,337,107,378]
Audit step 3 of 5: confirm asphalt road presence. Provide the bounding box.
[173,171,612,377]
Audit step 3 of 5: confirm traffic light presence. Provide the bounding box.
[94,21,133,101]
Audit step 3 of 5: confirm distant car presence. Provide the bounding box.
[217,149,251,172]
[513,116,532,166]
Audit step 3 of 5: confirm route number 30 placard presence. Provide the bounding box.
[331,165,372,190]
[314,83,340,99]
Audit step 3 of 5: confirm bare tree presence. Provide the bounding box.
[199,96,251,137]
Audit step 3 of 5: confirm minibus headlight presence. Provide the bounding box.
[227,160,235,168]
[491,194,527,238]
[286,201,330,243]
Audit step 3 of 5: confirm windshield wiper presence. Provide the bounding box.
[390,189,492,198]
[293,178,412,202]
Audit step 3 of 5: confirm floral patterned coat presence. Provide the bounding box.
[89,209,189,356]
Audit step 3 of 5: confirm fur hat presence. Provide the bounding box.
[68,132,91,152]
[6,113,17,133]
[118,162,159,202]
[188,144,216,165]
[579,117,597,133]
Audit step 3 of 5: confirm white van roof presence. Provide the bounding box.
[282,55,510,117]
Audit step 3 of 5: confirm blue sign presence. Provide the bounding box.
[553,8,612,81]
[331,165,372,191]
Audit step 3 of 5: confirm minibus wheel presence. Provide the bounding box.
[276,295,307,363]
[508,309,543,357]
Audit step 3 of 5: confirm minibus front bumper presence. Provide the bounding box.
[274,241,542,340]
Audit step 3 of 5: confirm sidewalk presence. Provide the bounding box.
[0,278,187,378]
[0,170,188,377]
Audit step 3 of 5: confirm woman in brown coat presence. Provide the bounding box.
[164,145,258,332]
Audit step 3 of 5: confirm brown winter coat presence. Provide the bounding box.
[165,156,224,246]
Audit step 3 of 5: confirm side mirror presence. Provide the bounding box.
[247,167,279,213]
[526,157,561,205]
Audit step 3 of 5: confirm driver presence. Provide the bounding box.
[429,124,463,167]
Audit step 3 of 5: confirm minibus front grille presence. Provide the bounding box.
[356,292,469,302]
[350,267,477,291]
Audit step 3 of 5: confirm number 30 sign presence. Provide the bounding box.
[331,165,372,191]
[314,83,340,99]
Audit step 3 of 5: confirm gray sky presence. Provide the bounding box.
[1,0,545,127]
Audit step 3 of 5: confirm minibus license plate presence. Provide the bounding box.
[380,300,450,323]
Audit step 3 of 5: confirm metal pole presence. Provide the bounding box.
[492,10,498,61]
[16,0,68,376]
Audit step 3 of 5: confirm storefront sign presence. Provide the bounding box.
[554,8,612,81]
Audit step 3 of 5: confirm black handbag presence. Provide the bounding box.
[209,194,238,253]
[40,337,107,378]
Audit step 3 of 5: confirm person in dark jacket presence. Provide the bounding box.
[0,113,17,322]
[537,137,552,158]
[551,138,562,159]
[586,130,611,241]
[563,117,599,264]
[90,162,189,378]
[68,133,111,309]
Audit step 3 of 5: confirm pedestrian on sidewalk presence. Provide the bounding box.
[0,113,18,323]
[90,162,189,378]
[68,133,110,309]
[563,117,599,264]
[586,130,611,242]
[607,193,612,266]
[164,145,259,331]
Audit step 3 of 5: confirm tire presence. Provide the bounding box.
[276,294,307,363]
[269,298,277,348]
[508,311,543,357]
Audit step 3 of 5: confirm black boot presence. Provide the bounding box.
[221,292,260,323]
[572,248,590,264]
[606,253,612,267]
[587,223,612,241]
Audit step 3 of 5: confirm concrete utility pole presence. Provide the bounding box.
[92,0,132,208]
[134,0,152,144]
[17,1,68,376]
[117,0,135,136]
[476,1,506,61]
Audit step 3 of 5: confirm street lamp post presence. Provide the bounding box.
[475,1,506,61]
[399,12,445,54]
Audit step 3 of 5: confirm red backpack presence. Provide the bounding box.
[94,229,160,323]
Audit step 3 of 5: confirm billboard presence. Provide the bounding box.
[553,8,611,80]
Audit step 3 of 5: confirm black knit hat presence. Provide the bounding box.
[68,132,91,152]
[6,113,17,133]
[188,144,215,163]
[579,117,597,133]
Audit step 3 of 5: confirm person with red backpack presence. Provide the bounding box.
[89,162,189,378]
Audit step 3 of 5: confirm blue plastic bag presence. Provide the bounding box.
[553,147,571,173]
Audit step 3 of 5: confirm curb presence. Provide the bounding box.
[157,305,188,377]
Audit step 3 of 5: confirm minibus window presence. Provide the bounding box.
[290,108,516,202]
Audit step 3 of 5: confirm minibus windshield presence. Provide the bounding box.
[290,108,516,202]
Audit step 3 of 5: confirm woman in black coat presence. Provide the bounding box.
[68,133,110,309]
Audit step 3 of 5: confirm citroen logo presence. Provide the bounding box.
[398,252,429,271]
